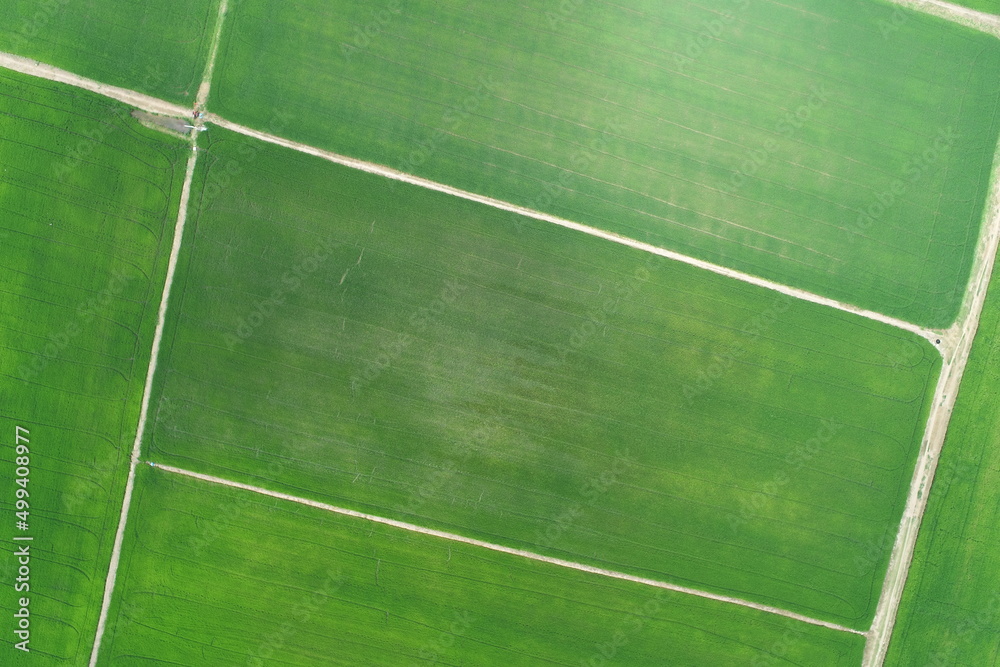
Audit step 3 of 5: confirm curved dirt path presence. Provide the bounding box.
[864,140,1000,666]
[207,114,942,348]
[154,463,865,637]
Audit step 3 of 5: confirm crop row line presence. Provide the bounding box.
[150,462,868,637]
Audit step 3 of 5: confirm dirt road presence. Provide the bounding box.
[0,51,189,117]
[153,463,865,636]
[864,140,1000,666]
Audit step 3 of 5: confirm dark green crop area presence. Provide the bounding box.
[210,0,1000,327]
[99,468,866,666]
[0,0,219,104]
[886,252,1000,665]
[146,128,941,628]
[0,71,186,663]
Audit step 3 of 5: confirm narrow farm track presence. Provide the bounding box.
[85,144,199,667]
[864,140,1000,666]
[0,51,189,117]
[887,0,1000,37]
[152,463,867,637]
[208,114,942,347]
[85,1,230,663]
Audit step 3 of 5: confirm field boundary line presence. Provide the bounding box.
[864,132,1000,666]
[206,114,941,347]
[886,0,1000,37]
[85,0,232,660]
[152,462,866,637]
[0,51,189,117]
[0,48,950,345]
[86,144,199,667]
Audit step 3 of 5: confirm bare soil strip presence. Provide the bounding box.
[887,0,1000,37]
[864,137,1000,666]
[0,51,189,117]
[207,114,941,348]
[153,463,866,636]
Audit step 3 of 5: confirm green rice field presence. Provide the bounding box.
[210,0,1000,327]
[0,71,187,662]
[145,128,941,629]
[97,468,867,666]
[0,0,219,103]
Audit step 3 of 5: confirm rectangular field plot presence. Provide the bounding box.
[887,253,1000,664]
[99,469,866,666]
[0,0,219,103]
[210,0,1000,327]
[148,129,941,628]
[0,72,188,662]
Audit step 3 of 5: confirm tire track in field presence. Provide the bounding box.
[864,136,1000,666]
[87,0,230,663]
[151,462,866,637]
[205,114,942,348]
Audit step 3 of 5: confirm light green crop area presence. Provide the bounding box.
[99,469,866,666]
[886,251,1000,665]
[0,71,186,662]
[210,0,1000,327]
[0,0,219,103]
[146,128,940,628]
